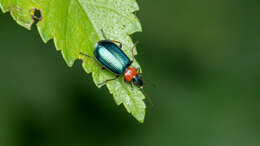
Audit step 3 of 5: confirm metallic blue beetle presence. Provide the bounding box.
[94,40,131,75]
[80,30,143,87]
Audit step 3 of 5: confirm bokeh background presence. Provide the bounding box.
[0,0,260,146]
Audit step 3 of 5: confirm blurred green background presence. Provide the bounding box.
[0,0,260,146]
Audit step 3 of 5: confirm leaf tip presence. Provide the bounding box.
[61,51,76,67]
[135,112,145,123]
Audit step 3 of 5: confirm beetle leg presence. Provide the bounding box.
[124,78,134,90]
[131,41,139,62]
[101,29,108,40]
[97,75,120,86]
[136,67,141,73]
[80,52,102,69]
[80,52,96,63]
[100,29,123,48]
[80,52,94,59]
[110,40,122,49]
[130,82,134,90]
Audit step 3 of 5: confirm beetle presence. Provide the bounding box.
[80,30,143,87]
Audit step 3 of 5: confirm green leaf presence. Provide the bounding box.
[0,0,145,122]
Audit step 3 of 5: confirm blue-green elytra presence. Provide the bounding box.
[80,30,143,87]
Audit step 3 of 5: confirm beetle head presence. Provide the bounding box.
[133,74,143,87]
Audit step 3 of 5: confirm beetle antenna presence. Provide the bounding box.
[140,87,153,106]
[143,78,157,88]
[80,52,92,58]
[131,41,139,62]
[79,52,102,67]
[101,29,108,40]
[79,52,96,60]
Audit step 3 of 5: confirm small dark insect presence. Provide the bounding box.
[80,29,143,88]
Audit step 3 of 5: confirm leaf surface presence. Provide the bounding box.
[0,0,145,122]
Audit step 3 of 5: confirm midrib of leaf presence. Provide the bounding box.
[0,0,146,122]
[77,0,101,42]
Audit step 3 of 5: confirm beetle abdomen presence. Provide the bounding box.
[94,41,131,75]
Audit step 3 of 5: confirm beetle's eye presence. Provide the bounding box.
[133,75,143,87]
[138,77,143,87]
[133,77,137,83]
